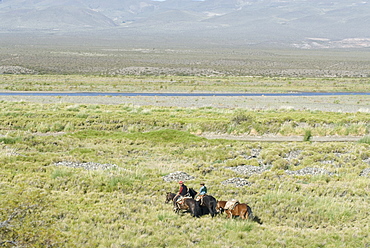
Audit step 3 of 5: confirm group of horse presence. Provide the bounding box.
[165,188,254,220]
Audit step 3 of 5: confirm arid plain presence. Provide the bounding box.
[1,40,370,247]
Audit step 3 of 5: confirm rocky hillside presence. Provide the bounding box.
[0,0,369,48]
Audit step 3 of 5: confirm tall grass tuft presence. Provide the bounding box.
[358,136,370,145]
[51,169,72,179]
[224,220,254,232]
[303,130,312,141]
[0,137,21,144]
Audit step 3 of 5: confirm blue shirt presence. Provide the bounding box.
[199,185,207,195]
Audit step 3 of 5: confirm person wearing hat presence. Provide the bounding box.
[196,183,207,205]
[173,181,188,210]
[176,181,188,197]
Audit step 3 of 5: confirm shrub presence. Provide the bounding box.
[0,137,21,144]
[303,130,312,141]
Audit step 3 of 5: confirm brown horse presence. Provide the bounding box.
[225,203,254,220]
[216,200,227,214]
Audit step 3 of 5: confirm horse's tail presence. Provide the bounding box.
[247,205,254,220]
[207,196,217,217]
[211,199,217,217]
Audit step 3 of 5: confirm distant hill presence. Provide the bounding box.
[0,0,369,48]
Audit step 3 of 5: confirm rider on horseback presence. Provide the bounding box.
[196,183,207,205]
[173,181,188,210]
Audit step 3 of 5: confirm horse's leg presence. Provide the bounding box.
[173,195,180,212]
[207,206,213,217]
[217,207,224,215]
[173,198,181,213]
[226,210,231,219]
[192,207,200,218]
[241,210,248,219]
[210,208,215,218]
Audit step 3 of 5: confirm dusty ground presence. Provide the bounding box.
[0,94,369,113]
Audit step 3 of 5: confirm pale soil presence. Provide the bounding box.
[1,94,368,142]
[0,94,369,113]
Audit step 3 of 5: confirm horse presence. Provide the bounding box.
[165,192,176,204]
[172,188,198,213]
[188,188,197,198]
[172,197,200,217]
[225,203,254,220]
[182,198,201,217]
[198,195,217,217]
[216,200,227,214]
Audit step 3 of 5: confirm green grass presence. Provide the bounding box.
[1,94,370,247]
[303,129,312,141]
[358,136,370,145]
[0,101,369,137]
[1,74,370,93]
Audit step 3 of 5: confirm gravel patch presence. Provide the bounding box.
[250,148,262,158]
[285,167,335,176]
[359,168,370,177]
[221,177,252,187]
[0,66,37,74]
[363,158,370,164]
[226,165,269,177]
[162,171,195,182]
[284,150,302,161]
[54,161,118,170]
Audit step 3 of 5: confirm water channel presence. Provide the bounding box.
[0,92,369,97]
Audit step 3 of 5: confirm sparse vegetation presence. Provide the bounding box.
[0,101,369,137]
[1,40,370,78]
[1,99,370,247]
[0,44,369,247]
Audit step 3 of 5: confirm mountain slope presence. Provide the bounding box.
[0,0,369,48]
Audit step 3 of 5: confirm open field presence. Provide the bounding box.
[1,43,370,247]
[1,87,370,247]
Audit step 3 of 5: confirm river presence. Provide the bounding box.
[0,92,369,97]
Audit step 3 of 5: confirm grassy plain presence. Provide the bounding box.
[1,88,370,247]
[1,74,370,93]
[1,43,370,247]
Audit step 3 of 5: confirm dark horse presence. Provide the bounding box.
[180,198,200,217]
[198,195,217,217]
[165,192,176,204]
